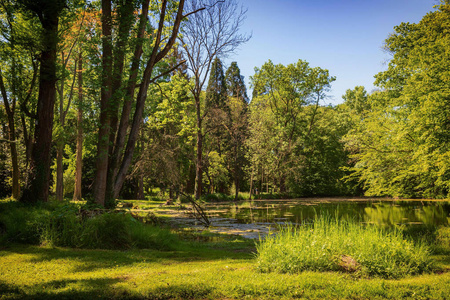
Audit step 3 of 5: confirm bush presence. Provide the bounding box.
[256,216,433,278]
[0,201,179,250]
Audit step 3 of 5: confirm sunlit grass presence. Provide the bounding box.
[256,216,433,278]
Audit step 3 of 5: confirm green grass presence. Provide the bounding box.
[1,243,449,299]
[256,216,433,278]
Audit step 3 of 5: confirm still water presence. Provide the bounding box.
[195,198,450,239]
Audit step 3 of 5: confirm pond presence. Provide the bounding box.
[169,198,450,239]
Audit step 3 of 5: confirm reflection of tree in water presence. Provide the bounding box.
[213,200,450,227]
[364,202,450,228]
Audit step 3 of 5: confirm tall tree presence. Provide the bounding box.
[225,61,248,102]
[225,61,248,200]
[249,59,336,194]
[180,0,250,199]
[19,0,67,203]
[94,0,193,207]
[73,51,83,201]
[343,3,450,198]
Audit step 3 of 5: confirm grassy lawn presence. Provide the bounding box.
[1,240,450,299]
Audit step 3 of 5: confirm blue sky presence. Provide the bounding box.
[225,0,438,105]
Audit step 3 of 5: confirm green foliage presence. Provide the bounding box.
[343,4,450,198]
[248,60,352,196]
[0,201,179,250]
[256,216,433,278]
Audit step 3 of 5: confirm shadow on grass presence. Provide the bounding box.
[0,277,140,300]
[0,277,218,300]
[0,241,255,273]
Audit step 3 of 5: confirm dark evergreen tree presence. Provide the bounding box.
[225,61,248,103]
[205,57,227,109]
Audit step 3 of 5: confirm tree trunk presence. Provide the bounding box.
[93,0,113,207]
[73,52,83,201]
[0,71,20,199]
[194,94,203,199]
[20,12,60,203]
[111,0,185,201]
[56,52,65,202]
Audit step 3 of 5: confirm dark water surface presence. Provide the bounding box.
[198,198,450,238]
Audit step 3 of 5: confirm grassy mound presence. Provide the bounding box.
[256,216,433,278]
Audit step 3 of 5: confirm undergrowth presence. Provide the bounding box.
[256,215,434,278]
[0,201,178,250]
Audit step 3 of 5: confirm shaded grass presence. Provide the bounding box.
[256,216,433,278]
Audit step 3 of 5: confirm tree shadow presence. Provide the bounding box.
[0,242,254,273]
[0,277,140,300]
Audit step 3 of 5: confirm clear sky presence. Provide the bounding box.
[224,0,439,105]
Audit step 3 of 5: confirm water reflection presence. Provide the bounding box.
[208,199,450,228]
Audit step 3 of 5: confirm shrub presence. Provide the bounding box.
[0,201,179,250]
[256,216,433,278]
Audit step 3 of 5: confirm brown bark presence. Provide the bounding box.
[194,94,203,199]
[73,52,83,201]
[93,0,113,207]
[0,71,19,199]
[55,52,65,202]
[105,0,150,203]
[20,8,60,203]
[111,0,186,201]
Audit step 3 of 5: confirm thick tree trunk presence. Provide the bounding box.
[73,53,83,201]
[93,0,113,207]
[20,13,59,203]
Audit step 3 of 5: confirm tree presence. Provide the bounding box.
[19,0,67,203]
[249,59,337,194]
[225,61,248,102]
[0,0,40,200]
[224,62,248,200]
[180,0,249,199]
[343,3,450,198]
[92,0,193,207]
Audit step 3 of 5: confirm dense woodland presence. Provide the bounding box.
[1,0,450,207]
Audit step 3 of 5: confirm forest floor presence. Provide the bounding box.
[1,198,450,299]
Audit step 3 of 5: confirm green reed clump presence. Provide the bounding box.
[256,216,433,278]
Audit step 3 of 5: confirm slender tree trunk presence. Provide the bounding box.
[20,12,60,203]
[194,94,203,199]
[0,71,20,199]
[249,166,253,200]
[56,52,65,202]
[73,52,83,201]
